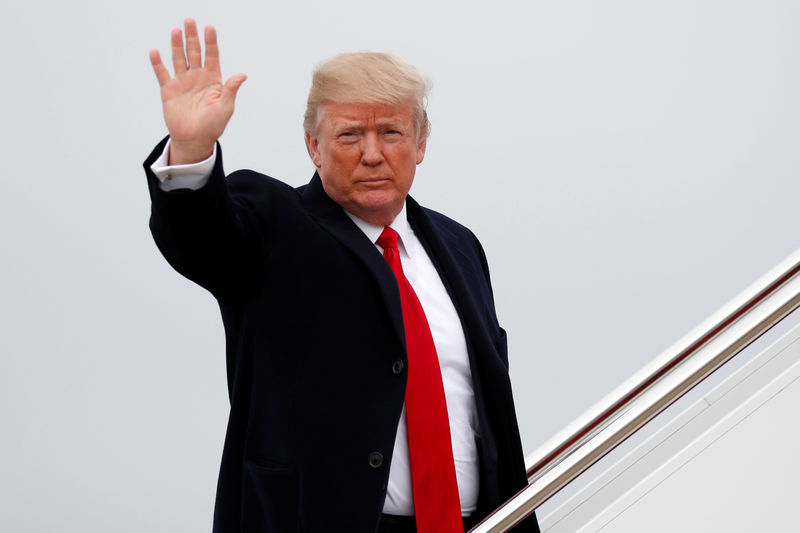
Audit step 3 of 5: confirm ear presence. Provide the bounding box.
[305,131,323,169]
[416,137,427,165]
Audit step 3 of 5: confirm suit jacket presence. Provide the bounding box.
[144,137,539,532]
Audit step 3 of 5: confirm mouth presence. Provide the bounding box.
[358,177,391,185]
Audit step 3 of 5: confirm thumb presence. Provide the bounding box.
[222,73,247,106]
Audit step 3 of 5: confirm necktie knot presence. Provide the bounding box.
[377,227,399,251]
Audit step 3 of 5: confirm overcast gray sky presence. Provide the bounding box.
[2,1,798,530]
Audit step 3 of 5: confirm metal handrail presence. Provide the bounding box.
[469,248,800,532]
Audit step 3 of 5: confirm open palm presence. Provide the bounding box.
[149,19,246,164]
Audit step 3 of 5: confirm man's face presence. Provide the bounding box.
[305,102,427,226]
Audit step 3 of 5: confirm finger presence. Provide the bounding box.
[149,49,172,86]
[184,18,202,69]
[170,27,187,74]
[222,73,247,106]
[204,25,221,74]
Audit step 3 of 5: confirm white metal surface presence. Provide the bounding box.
[541,319,800,532]
[470,249,800,532]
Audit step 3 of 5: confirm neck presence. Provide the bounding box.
[345,204,404,228]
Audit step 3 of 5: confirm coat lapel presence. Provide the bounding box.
[300,173,406,350]
[406,196,504,486]
[406,196,481,334]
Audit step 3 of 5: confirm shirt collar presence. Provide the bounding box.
[344,203,415,259]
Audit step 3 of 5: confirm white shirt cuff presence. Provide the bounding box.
[150,140,217,191]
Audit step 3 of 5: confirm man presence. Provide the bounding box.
[145,18,538,533]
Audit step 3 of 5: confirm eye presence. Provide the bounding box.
[338,131,359,143]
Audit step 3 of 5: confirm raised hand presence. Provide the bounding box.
[149,19,247,165]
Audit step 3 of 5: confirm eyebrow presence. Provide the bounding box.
[332,121,364,133]
[375,119,407,131]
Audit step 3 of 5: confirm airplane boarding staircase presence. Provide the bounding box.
[470,249,800,532]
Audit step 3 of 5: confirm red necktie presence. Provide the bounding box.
[377,227,463,533]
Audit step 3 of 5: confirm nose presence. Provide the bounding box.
[361,132,383,166]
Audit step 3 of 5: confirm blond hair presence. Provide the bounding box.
[303,52,431,140]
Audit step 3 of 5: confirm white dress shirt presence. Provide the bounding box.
[151,142,481,515]
[346,208,480,516]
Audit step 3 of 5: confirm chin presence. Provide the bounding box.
[356,193,400,211]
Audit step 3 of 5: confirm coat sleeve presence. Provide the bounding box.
[144,137,274,301]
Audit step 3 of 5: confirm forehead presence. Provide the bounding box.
[319,102,415,127]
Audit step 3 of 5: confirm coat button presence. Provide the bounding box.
[392,359,405,375]
[368,452,384,468]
